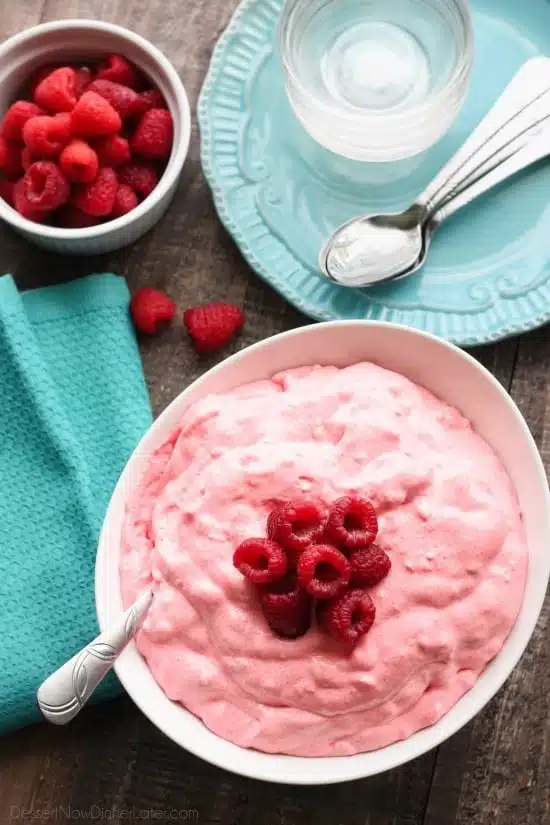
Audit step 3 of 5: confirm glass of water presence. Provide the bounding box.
[278,0,473,162]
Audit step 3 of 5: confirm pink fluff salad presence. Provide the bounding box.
[119,362,528,757]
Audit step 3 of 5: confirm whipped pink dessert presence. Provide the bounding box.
[120,362,528,756]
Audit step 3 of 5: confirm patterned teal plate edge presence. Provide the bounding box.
[197,0,550,347]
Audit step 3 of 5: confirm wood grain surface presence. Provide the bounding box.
[0,2,549,824]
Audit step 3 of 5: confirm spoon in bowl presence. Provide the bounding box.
[36,588,153,725]
[320,57,550,288]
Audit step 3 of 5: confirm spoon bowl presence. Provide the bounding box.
[320,204,428,287]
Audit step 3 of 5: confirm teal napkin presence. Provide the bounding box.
[0,273,152,734]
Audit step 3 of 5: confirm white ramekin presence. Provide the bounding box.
[96,322,550,784]
[0,20,190,254]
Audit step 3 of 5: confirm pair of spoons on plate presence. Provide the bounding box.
[320,57,550,288]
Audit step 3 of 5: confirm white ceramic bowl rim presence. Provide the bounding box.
[96,321,550,785]
[0,19,190,239]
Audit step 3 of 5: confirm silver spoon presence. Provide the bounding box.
[36,588,153,725]
[320,57,550,288]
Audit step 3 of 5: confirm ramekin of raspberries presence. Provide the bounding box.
[0,21,190,254]
[233,495,391,646]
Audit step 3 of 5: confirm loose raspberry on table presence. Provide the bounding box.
[93,134,131,168]
[183,302,244,354]
[59,139,99,183]
[134,89,166,117]
[131,108,173,160]
[22,161,70,212]
[0,179,15,207]
[96,54,141,90]
[297,543,350,599]
[117,161,158,196]
[75,66,93,97]
[349,545,391,587]
[233,538,287,585]
[55,203,100,228]
[267,499,328,555]
[260,572,312,639]
[34,67,78,113]
[0,137,23,179]
[325,495,378,549]
[111,183,139,218]
[1,101,43,143]
[13,178,47,222]
[72,166,117,216]
[88,79,141,121]
[22,113,72,157]
[319,588,376,644]
[71,91,122,138]
[130,287,176,335]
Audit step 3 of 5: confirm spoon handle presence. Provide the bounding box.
[433,122,550,224]
[36,589,153,725]
[419,57,550,216]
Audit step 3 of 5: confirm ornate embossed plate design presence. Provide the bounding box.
[198,0,550,346]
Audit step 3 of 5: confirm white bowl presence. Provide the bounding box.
[96,322,550,784]
[0,20,190,254]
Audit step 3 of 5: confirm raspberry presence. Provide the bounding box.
[75,66,93,97]
[72,166,117,217]
[34,67,77,113]
[22,113,72,158]
[319,588,376,644]
[131,108,173,160]
[22,161,70,212]
[134,88,166,117]
[325,496,378,550]
[297,544,350,599]
[87,79,140,121]
[1,101,43,143]
[0,179,15,207]
[267,499,328,555]
[13,179,47,222]
[260,572,312,639]
[96,54,141,89]
[349,545,391,587]
[56,204,101,228]
[93,134,131,168]
[59,140,99,183]
[183,301,244,354]
[117,161,158,196]
[71,91,122,138]
[28,65,59,96]
[233,538,287,585]
[21,147,33,171]
[0,137,23,179]
[130,287,176,335]
[111,183,138,218]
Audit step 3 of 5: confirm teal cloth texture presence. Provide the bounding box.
[0,273,152,734]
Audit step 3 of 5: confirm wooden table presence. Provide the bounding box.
[1,2,549,823]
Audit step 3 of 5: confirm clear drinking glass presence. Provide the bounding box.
[278,0,473,162]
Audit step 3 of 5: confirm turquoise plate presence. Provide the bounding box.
[198,0,550,346]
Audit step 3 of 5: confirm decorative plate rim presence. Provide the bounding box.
[197,0,550,347]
